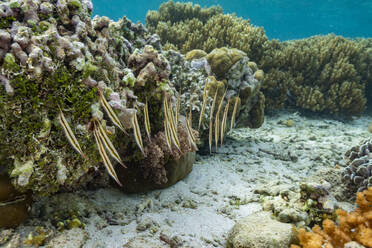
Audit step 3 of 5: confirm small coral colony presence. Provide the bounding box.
[0,0,372,247]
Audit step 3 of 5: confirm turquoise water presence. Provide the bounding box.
[92,0,372,40]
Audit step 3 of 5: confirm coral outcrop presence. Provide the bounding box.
[146,1,372,116]
[0,0,196,196]
[342,138,372,193]
[291,187,372,248]
[165,47,265,147]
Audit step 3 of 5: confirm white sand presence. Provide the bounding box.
[3,111,372,248]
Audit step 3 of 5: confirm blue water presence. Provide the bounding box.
[92,0,372,41]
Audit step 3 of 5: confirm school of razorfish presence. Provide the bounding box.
[59,82,239,186]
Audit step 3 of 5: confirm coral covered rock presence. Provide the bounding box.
[0,0,196,196]
[342,138,372,193]
[165,48,265,148]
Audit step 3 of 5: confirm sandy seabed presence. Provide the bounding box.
[2,110,372,248]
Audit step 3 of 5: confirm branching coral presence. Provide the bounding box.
[147,1,371,116]
[291,187,372,248]
[146,1,268,61]
[146,0,222,28]
[279,35,368,116]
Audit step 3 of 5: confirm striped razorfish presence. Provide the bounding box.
[163,94,181,151]
[209,90,218,154]
[185,113,198,151]
[188,97,193,126]
[198,83,208,130]
[230,97,240,132]
[220,99,230,146]
[98,90,128,135]
[58,106,86,159]
[131,110,145,155]
[144,98,151,142]
[214,90,226,151]
[164,118,172,151]
[95,120,126,168]
[175,91,181,125]
[93,126,123,187]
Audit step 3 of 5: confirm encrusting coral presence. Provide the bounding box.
[291,187,372,248]
[146,1,372,116]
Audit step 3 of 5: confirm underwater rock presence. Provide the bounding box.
[165,48,265,146]
[343,138,372,193]
[116,152,195,193]
[369,122,372,133]
[227,211,295,248]
[0,173,32,228]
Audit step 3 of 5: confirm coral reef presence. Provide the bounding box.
[291,187,372,248]
[0,0,196,196]
[342,138,372,193]
[146,1,372,116]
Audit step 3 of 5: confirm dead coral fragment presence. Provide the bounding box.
[293,187,372,248]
